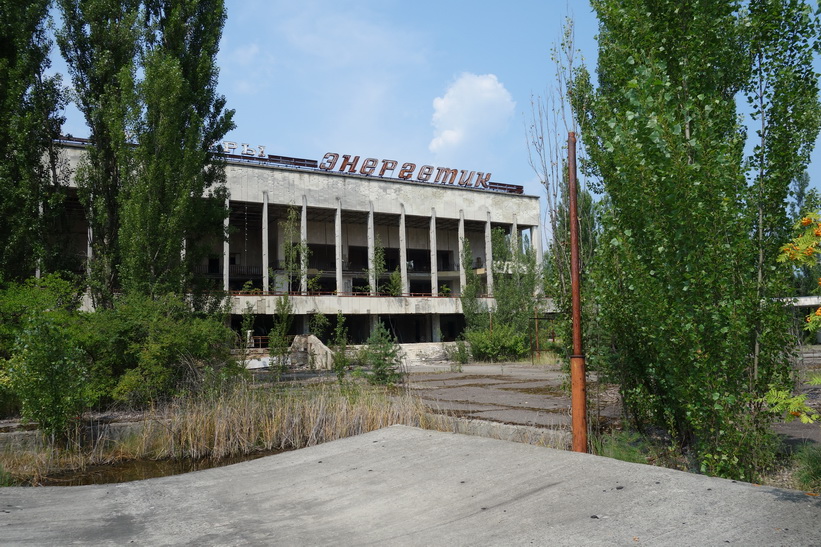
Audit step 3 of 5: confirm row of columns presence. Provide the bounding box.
[222,194,543,296]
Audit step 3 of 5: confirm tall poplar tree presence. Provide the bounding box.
[57,0,142,308]
[0,1,67,281]
[573,0,820,479]
[746,0,821,381]
[119,0,234,297]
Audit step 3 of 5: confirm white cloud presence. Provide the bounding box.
[232,43,261,67]
[429,73,515,159]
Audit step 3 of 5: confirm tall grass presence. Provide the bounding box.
[2,380,573,485]
[1,382,425,484]
[135,382,425,460]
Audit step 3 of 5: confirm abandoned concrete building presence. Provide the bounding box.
[61,139,542,343]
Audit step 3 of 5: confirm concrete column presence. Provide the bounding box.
[431,314,441,342]
[458,210,465,293]
[35,202,43,278]
[262,191,269,292]
[485,211,494,297]
[367,202,376,295]
[532,225,544,296]
[430,208,438,296]
[223,198,230,292]
[300,195,308,294]
[399,204,408,295]
[335,198,343,294]
[511,214,519,256]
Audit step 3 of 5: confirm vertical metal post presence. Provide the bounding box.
[568,132,588,453]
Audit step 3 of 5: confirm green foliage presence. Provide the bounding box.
[365,235,387,294]
[460,230,541,362]
[0,275,82,417]
[459,238,486,330]
[279,206,308,293]
[79,293,233,407]
[465,325,527,363]
[760,385,820,424]
[385,268,402,296]
[57,0,233,303]
[461,229,541,342]
[308,311,329,340]
[0,0,68,281]
[57,0,143,307]
[489,228,540,335]
[359,323,404,386]
[572,0,820,480]
[794,444,821,492]
[0,463,13,486]
[268,294,293,377]
[444,338,470,368]
[591,430,648,465]
[0,274,82,360]
[331,312,349,382]
[7,314,94,442]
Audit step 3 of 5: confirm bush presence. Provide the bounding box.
[78,293,234,407]
[7,314,94,442]
[332,312,350,382]
[465,325,527,362]
[0,274,81,360]
[444,338,470,370]
[359,323,404,385]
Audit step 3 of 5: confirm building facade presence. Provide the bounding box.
[61,140,542,343]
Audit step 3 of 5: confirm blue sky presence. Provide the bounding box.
[54,0,821,201]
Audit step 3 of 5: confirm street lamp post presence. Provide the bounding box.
[568,131,588,453]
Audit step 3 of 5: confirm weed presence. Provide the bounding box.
[794,444,821,492]
[0,463,14,486]
[0,381,425,484]
[444,339,470,370]
[590,429,648,464]
[358,323,404,386]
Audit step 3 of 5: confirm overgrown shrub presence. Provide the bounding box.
[359,323,404,385]
[0,274,81,360]
[78,293,233,407]
[444,338,470,369]
[332,312,350,382]
[465,325,527,362]
[7,313,94,442]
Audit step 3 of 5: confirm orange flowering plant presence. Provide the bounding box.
[774,214,821,424]
[778,213,821,331]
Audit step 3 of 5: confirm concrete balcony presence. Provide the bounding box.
[230,293,471,316]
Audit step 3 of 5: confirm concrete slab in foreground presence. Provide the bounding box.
[1,425,820,546]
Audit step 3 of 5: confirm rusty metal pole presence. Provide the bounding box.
[568,132,588,453]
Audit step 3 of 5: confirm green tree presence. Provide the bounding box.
[573,0,819,479]
[268,294,293,377]
[0,1,68,280]
[745,0,821,380]
[279,205,308,293]
[359,322,404,386]
[459,229,540,361]
[331,312,349,382]
[367,234,387,295]
[119,0,234,297]
[57,0,142,308]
